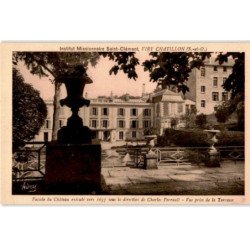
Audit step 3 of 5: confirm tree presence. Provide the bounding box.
[181,107,197,129]
[216,52,245,130]
[101,52,139,80]
[13,68,47,151]
[195,113,207,129]
[13,52,139,140]
[142,52,211,94]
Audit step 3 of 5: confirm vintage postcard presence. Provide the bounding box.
[0,42,249,204]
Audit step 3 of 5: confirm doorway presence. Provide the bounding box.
[103,131,110,141]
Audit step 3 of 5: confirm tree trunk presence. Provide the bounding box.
[52,82,61,141]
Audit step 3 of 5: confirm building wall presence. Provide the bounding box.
[34,100,155,142]
[195,65,232,114]
[185,68,197,102]
[186,61,232,115]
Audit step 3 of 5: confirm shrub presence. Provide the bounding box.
[157,129,244,147]
[215,104,230,123]
[217,131,244,146]
[195,113,207,128]
[157,129,209,147]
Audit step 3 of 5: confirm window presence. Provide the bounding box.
[213,77,218,87]
[118,120,125,128]
[45,119,50,129]
[201,86,206,93]
[143,108,151,117]
[222,92,228,101]
[156,103,160,117]
[102,108,109,116]
[119,131,124,140]
[213,66,218,71]
[163,103,169,116]
[59,120,63,128]
[201,100,206,108]
[143,120,150,128]
[131,120,138,128]
[212,92,219,101]
[214,106,218,112]
[102,120,108,128]
[131,108,137,116]
[44,132,49,142]
[117,108,125,116]
[177,103,183,113]
[91,120,98,128]
[91,107,98,116]
[131,131,137,138]
[223,77,227,84]
[223,66,227,72]
[169,103,175,115]
[201,67,205,77]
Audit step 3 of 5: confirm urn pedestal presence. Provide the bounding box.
[45,143,101,194]
[144,149,158,170]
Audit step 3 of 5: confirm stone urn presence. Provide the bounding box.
[204,129,220,167]
[56,64,93,144]
[144,134,157,169]
[144,134,157,147]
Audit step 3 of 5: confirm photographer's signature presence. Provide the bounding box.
[21,182,37,193]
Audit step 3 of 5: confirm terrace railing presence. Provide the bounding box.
[117,145,245,168]
[12,142,46,181]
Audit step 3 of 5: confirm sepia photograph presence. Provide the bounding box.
[8,45,245,199]
[1,1,250,250]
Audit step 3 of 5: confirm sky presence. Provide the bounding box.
[17,52,157,100]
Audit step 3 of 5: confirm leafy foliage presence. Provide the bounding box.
[157,129,210,147]
[217,131,244,146]
[142,52,211,94]
[13,68,47,151]
[216,52,244,99]
[216,52,245,130]
[181,107,197,128]
[215,103,230,123]
[13,52,100,82]
[157,128,244,147]
[101,52,139,80]
[195,113,207,129]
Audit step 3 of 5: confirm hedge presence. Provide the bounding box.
[157,129,244,147]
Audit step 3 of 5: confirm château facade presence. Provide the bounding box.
[34,89,195,142]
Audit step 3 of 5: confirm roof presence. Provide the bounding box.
[90,97,151,106]
[184,99,196,105]
[203,57,235,66]
[151,89,184,103]
[113,98,145,103]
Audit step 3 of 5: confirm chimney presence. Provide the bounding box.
[110,91,114,101]
[125,93,130,102]
[142,83,146,97]
[149,93,153,102]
